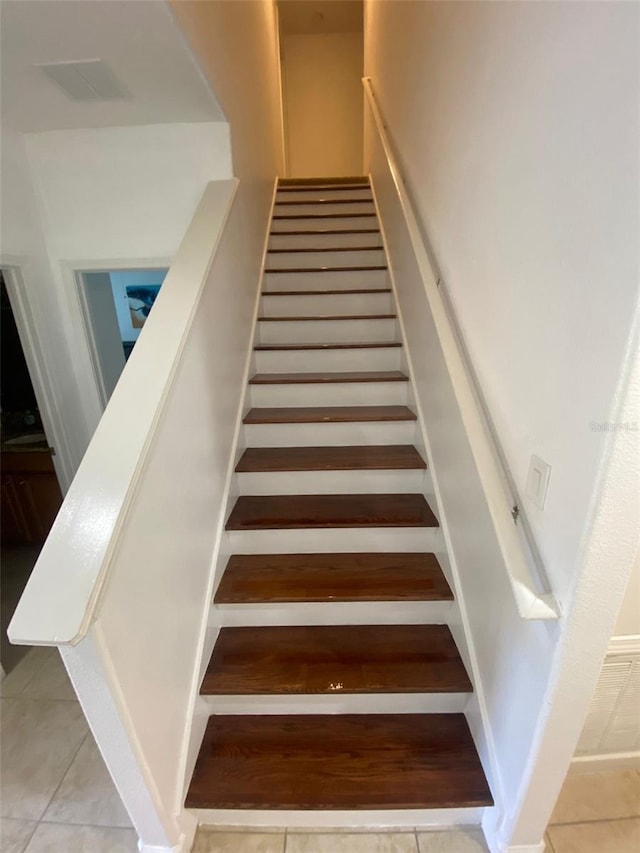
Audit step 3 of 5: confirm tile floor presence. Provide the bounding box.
[1,648,638,852]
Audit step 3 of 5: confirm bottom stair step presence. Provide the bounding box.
[186,714,493,810]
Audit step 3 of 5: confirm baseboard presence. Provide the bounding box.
[608,634,640,656]
[570,750,640,773]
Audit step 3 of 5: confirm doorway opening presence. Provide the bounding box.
[278,0,364,178]
[78,268,168,408]
[1,271,63,673]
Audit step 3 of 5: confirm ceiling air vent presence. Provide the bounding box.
[37,60,129,101]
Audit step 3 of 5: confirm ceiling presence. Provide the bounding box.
[278,0,363,35]
[0,0,224,133]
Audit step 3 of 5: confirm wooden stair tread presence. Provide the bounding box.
[263,288,391,296]
[214,552,453,604]
[277,186,371,193]
[270,229,380,236]
[254,342,402,351]
[202,625,471,695]
[185,713,493,809]
[268,246,381,253]
[276,199,373,206]
[259,314,396,322]
[236,445,426,473]
[278,176,369,186]
[243,405,417,424]
[249,371,408,385]
[225,494,438,530]
[266,265,386,273]
[272,213,377,220]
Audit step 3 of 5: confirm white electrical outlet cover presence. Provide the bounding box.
[526,455,551,510]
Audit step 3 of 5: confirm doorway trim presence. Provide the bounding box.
[67,257,172,416]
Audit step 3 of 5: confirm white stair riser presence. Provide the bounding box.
[272,215,378,231]
[269,232,382,251]
[264,268,387,291]
[243,420,418,448]
[274,202,375,217]
[201,693,468,715]
[276,188,372,202]
[249,381,409,408]
[254,347,402,373]
[237,468,427,496]
[266,249,385,269]
[261,292,393,318]
[212,600,451,628]
[257,318,398,344]
[190,807,484,829]
[227,527,443,555]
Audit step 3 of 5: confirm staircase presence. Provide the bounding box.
[186,177,492,821]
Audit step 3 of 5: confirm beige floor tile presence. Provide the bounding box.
[547,818,640,853]
[20,651,77,702]
[42,734,132,828]
[417,829,488,852]
[23,822,138,853]
[544,833,553,853]
[550,770,640,824]
[0,648,55,698]
[286,832,418,853]
[0,697,88,820]
[193,830,285,852]
[0,817,38,853]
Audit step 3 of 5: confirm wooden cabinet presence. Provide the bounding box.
[1,451,62,545]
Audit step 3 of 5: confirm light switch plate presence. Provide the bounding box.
[525,455,551,510]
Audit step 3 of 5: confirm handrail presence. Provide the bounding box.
[8,179,239,646]
[363,77,559,620]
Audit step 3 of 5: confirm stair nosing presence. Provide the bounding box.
[268,246,381,253]
[265,266,387,274]
[272,213,378,220]
[214,552,454,605]
[225,493,439,531]
[275,199,374,206]
[270,229,380,236]
[254,342,402,351]
[262,288,392,296]
[249,371,408,385]
[235,445,427,473]
[258,314,396,321]
[242,405,417,424]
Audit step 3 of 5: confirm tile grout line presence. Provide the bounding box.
[414,827,420,852]
[36,729,91,825]
[549,814,640,828]
[283,826,288,852]
[16,818,39,853]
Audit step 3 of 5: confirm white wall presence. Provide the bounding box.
[11,121,232,475]
[25,124,231,261]
[171,0,283,187]
[282,32,363,177]
[365,1,639,609]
